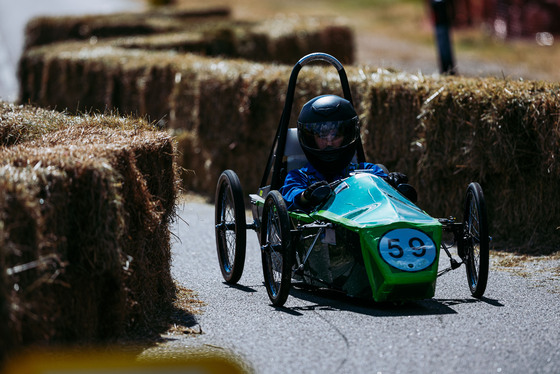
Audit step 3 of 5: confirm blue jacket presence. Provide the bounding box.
[279,162,387,211]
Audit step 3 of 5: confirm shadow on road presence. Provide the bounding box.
[270,286,504,317]
[435,296,504,307]
[223,282,259,293]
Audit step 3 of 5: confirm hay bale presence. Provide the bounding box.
[23,123,179,334]
[177,57,349,194]
[23,6,231,50]
[23,8,353,66]
[248,16,354,65]
[359,69,434,173]
[0,162,126,343]
[415,77,560,253]
[0,102,179,357]
[19,43,176,118]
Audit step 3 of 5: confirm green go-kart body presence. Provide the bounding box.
[253,172,442,303]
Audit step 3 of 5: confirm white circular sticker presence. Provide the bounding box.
[378,228,437,272]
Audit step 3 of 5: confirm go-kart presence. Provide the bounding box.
[214,52,490,307]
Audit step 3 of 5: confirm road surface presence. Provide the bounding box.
[141,198,560,374]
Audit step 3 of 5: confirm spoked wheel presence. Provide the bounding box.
[260,190,293,306]
[215,170,247,284]
[461,182,489,298]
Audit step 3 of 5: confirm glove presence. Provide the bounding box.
[303,180,328,201]
[386,172,408,188]
[302,180,331,206]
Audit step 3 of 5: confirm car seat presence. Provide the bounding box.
[284,128,308,172]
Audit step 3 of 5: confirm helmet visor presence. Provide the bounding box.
[298,117,358,151]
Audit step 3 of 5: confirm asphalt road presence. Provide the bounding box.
[142,198,560,374]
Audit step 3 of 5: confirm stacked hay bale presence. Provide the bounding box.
[17,8,559,252]
[22,8,353,66]
[23,6,232,49]
[0,102,179,358]
[412,77,560,253]
[19,13,354,119]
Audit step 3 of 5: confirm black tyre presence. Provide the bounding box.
[261,190,292,306]
[215,170,246,284]
[462,182,489,298]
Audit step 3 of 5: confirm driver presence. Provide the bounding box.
[279,94,409,211]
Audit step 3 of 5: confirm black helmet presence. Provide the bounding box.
[297,95,359,177]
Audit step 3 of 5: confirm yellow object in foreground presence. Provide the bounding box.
[4,348,250,374]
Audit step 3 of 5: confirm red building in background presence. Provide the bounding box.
[445,0,560,38]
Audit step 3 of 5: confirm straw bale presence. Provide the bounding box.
[113,16,353,65]
[23,8,353,66]
[23,6,231,50]
[116,31,210,54]
[175,58,350,194]
[0,248,9,364]
[0,162,126,344]
[20,45,109,113]
[168,68,199,131]
[415,77,560,253]
[16,52,45,110]
[0,103,179,357]
[0,102,68,146]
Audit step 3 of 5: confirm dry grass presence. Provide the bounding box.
[173,283,206,316]
[165,283,205,336]
[492,251,560,293]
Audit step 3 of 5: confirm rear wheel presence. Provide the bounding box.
[215,170,246,284]
[462,182,489,298]
[261,191,292,306]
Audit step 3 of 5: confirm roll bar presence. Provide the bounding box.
[260,52,366,190]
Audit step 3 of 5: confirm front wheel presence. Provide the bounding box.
[461,182,489,298]
[215,170,246,284]
[261,190,292,306]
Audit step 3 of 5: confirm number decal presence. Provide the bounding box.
[409,237,426,257]
[378,229,436,272]
[388,239,403,258]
